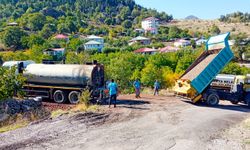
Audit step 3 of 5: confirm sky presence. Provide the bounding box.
[135,0,250,19]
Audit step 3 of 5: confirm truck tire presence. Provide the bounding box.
[68,91,80,104]
[206,93,219,106]
[53,90,67,103]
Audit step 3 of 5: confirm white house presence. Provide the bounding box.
[86,35,104,44]
[129,36,151,46]
[174,39,191,47]
[84,35,104,52]
[141,17,159,34]
[84,40,104,52]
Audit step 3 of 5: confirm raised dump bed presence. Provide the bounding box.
[174,32,234,99]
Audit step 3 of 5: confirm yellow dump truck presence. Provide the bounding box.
[174,33,250,107]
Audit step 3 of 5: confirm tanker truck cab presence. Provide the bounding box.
[203,75,250,107]
[22,63,105,104]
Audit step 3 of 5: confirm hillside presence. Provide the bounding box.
[0,0,172,32]
[168,19,250,36]
[185,15,199,20]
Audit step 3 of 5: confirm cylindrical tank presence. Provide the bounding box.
[23,64,104,87]
[2,60,35,68]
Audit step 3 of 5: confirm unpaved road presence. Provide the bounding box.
[0,94,250,150]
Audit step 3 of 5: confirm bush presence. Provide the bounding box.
[222,62,250,75]
[79,90,91,108]
[0,67,26,101]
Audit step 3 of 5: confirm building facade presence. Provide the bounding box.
[141,17,159,35]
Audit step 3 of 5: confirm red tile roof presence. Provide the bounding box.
[159,46,180,53]
[134,48,158,53]
[54,34,69,39]
[143,17,159,21]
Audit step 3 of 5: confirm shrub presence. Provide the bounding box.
[0,67,26,101]
[79,90,91,108]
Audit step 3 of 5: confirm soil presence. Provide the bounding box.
[0,94,249,150]
[181,54,217,80]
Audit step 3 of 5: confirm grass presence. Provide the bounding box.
[0,121,28,133]
[51,104,100,118]
[71,104,99,112]
[168,19,250,36]
[50,109,69,118]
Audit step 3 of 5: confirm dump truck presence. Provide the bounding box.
[21,62,105,104]
[174,32,250,107]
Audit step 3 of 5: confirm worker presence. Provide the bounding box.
[154,80,160,96]
[133,79,141,98]
[108,79,118,108]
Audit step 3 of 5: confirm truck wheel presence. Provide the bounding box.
[206,93,219,106]
[53,90,67,103]
[68,91,80,104]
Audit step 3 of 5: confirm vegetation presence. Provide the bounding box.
[79,90,91,107]
[219,12,250,23]
[0,67,26,101]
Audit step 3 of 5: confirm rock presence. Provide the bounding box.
[2,99,43,115]
[4,100,21,115]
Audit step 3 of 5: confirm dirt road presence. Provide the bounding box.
[0,94,249,150]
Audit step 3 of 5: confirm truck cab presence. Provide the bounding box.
[204,75,250,106]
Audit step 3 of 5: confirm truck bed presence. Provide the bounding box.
[181,53,217,80]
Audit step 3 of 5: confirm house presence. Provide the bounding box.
[54,34,69,41]
[129,36,151,46]
[159,46,180,53]
[84,40,104,52]
[134,28,145,34]
[134,48,158,55]
[196,38,207,46]
[7,22,18,26]
[174,39,191,47]
[84,35,104,52]
[86,35,104,44]
[43,48,65,60]
[141,17,159,34]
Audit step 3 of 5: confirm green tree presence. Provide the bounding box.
[122,20,132,28]
[22,34,45,48]
[28,13,46,31]
[209,24,221,35]
[168,26,180,39]
[0,67,26,101]
[104,18,112,25]
[233,33,248,61]
[141,63,162,87]
[40,24,56,39]
[2,27,26,50]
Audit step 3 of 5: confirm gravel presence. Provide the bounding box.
[0,94,249,150]
[181,53,218,80]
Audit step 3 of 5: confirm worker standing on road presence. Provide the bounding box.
[133,79,141,98]
[153,80,160,96]
[108,79,118,108]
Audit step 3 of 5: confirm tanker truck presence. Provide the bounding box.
[174,32,250,107]
[22,62,105,104]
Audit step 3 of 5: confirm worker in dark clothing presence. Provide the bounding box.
[108,79,118,108]
[154,80,160,96]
